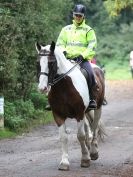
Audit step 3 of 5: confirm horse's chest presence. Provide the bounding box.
[48,79,85,117]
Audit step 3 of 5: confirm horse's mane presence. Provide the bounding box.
[54,47,67,61]
[43,44,69,64]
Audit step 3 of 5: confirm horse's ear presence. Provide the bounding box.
[35,42,41,53]
[50,41,55,53]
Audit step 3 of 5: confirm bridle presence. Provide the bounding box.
[38,52,82,86]
[38,53,50,77]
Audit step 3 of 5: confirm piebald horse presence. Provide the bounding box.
[36,41,105,170]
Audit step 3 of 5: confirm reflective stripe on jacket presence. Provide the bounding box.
[56,19,97,60]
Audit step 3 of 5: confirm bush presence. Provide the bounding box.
[4,95,52,132]
[4,100,35,131]
[14,99,35,119]
[29,92,47,110]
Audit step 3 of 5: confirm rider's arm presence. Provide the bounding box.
[82,29,97,60]
[56,27,67,52]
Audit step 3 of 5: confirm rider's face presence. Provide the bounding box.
[73,14,84,24]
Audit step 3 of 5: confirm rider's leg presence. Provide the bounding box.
[80,61,97,109]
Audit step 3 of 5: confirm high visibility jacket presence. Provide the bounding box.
[56,19,97,60]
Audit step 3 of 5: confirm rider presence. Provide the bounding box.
[56,4,97,109]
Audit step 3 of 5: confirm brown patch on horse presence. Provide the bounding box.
[93,67,105,109]
[48,76,86,127]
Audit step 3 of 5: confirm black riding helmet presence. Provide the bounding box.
[73,4,86,15]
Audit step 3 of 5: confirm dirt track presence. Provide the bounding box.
[0,80,133,177]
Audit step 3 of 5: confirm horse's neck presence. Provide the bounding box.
[59,59,74,73]
[55,51,75,74]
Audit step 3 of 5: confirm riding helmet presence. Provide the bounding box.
[73,4,86,15]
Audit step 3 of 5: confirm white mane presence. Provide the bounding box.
[54,46,80,75]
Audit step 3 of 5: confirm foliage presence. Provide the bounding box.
[29,92,48,110]
[4,97,53,132]
[97,22,133,64]
[0,0,73,99]
[4,100,34,131]
[104,60,131,80]
[103,0,133,16]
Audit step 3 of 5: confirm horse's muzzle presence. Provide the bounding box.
[38,86,48,93]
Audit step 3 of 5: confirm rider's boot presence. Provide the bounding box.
[88,85,98,110]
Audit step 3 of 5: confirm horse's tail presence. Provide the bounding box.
[97,120,107,142]
[85,110,107,142]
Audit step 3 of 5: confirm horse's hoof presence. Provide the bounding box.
[58,163,69,171]
[90,152,99,160]
[81,159,90,167]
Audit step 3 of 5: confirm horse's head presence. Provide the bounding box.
[35,41,57,92]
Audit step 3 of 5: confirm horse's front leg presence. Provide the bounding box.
[58,123,69,171]
[77,118,90,167]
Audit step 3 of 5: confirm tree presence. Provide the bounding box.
[103,0,133,16]
[0,0,73,99]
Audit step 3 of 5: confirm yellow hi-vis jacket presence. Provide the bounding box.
[56,19,97,60]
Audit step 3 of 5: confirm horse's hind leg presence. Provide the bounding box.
[58,123,70,171]
[86,108,102,160]
[84,117,92,153]
[77,117,90,167]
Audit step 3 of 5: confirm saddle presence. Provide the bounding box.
[70,59,99,93]
[80,67,99,98]
[80,68,92,89]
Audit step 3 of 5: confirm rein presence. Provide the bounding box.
[48,59,82,86]
[40,55,82,86]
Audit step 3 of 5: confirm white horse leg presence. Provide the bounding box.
[90,108,102,160]
[77,118,90,167]
[58,123,70,171]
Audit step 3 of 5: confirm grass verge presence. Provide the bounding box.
[0,128,16,139]
[0,111,54,139]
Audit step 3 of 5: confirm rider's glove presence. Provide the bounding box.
[63,51,67,57]
[76,55,84,62]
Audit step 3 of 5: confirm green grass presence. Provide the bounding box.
[103,60,132,80]
[0,129,16,139]
[30,111,54,127]
[0,111,54,139]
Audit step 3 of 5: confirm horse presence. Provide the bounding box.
[36,41,106,170]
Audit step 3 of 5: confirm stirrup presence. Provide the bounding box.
[89,100,97,110]
[45,104,51,111]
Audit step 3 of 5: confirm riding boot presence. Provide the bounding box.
[88,85,97,110]
[79,59,97,109]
